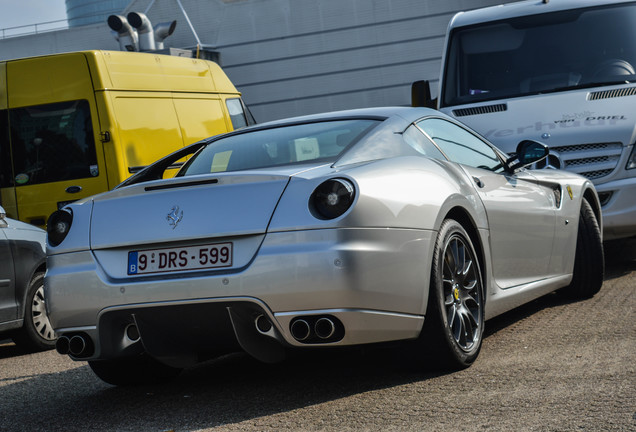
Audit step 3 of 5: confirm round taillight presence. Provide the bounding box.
[310,178,355,220]
[47,209,73,247]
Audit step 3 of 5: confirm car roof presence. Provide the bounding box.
[253,106,440,128]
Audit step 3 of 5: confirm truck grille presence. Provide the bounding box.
[536,142,623,181]
[452,103,507,117]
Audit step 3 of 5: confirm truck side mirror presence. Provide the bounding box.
[411,80,437,109]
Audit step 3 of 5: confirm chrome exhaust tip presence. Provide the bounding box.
[290,319,311,341]
[314,317,336,340]
[68,335,87,356]
[125,323,140,342]
[255,314,273,334]
[55,336,70,355]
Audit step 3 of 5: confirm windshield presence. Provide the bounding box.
[442,2,636,106]
[178,119,380,176]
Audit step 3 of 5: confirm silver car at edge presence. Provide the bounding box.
[45,107,604,385]
[0,206,55,351]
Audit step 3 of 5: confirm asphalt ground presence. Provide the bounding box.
[0,238,634,431]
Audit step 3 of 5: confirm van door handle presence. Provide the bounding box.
[65,186,83,193]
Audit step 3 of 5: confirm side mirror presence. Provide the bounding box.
[411,80,437,109]
[505,140,549,172]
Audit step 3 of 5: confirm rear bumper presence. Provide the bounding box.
[46,227,434,364]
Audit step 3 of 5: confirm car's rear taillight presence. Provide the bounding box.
[310,178,355,220]
[47,209,73,247]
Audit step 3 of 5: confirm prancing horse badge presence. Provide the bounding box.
[166,205,183,229]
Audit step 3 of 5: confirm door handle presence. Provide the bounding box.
[472,177,484,188]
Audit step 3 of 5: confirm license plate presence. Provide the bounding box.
[127,242,233,275]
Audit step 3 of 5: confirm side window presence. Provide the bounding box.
[0,109,12,188]
[10,100,98,186]
[416,118,503,171]
[402,125,447,161]
[226,98,250,130]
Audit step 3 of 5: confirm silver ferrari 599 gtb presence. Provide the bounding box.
[45,107,604,385]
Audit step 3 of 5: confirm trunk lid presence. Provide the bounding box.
[90,173,290,250]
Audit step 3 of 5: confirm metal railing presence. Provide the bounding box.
[1,19,69,39]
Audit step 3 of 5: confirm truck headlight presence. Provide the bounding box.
[627,145,636,170]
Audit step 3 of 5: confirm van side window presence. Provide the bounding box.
[9,100,98,186]
[226,98,250,130]
[0,109,12,188]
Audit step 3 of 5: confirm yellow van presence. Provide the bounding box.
[0,50,253,227]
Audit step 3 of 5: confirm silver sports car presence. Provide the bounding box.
[46,107,604,385]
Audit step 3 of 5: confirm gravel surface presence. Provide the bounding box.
[1,238,634,431]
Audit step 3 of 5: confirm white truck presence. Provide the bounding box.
[414,0,636,240]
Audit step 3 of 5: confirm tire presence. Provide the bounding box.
[418,219,485,370]
[12,272,56,352]
[88,354,182,386]
[562,198,604,299]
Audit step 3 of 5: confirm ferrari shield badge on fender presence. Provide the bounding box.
[566,185,574,200]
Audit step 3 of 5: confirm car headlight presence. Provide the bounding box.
[310,178,355,220]
[627,145,636,170]
[47,209,73,247]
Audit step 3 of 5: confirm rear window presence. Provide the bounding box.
[179,119,379,176]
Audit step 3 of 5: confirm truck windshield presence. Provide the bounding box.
[441,2,636,107]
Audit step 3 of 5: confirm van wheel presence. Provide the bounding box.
[12,272,56,352]
[562,198,604,299]
[89,354,182,386]
[418,219,484,370]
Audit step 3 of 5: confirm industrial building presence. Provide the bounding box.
[0,0,513,122]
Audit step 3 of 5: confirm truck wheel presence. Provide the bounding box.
[88,354,182,386]
[12,272,56,352]
[418,219,484,370]
[562,198,604,299]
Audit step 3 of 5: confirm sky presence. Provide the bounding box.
[0,0,67,32]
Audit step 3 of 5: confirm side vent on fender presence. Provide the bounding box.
[552,185,563,208]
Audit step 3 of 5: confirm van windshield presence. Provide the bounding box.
[441,2,636,107]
